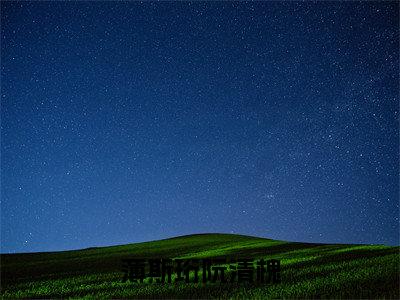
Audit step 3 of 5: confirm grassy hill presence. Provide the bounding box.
[1,233,399,299]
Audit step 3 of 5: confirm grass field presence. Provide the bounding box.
[1,233,399,299]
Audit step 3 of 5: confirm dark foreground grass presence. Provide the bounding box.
[1,233,399,299]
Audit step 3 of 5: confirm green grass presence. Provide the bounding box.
[1,233,399,299]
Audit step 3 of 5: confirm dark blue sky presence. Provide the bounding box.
[1,1,398,253]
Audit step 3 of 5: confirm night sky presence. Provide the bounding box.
[1,1,399,253]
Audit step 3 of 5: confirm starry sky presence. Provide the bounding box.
[1,1,399,253]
